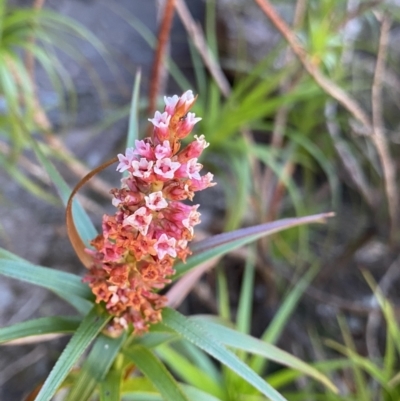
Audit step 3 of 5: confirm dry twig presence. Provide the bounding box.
[148,0,176,125]
[371,14,398,241]
[175,0,231,97]
[254,0,373,133]
[262,0,308,221]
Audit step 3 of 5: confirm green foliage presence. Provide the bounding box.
[0,0,107,199]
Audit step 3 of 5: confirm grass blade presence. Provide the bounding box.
[127,69,142,147]
[65,333,126,401]
[174,212,334,277]
[35,305,111,401]
[162,308,288,401]
[0,316,81,344]
[195,317,338,394]
[124,345,189,401]
[0,258,93,304]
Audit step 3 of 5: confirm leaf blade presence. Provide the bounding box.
[162,308,288,401]
[35,306,111,401]
[124,345,190,401]
[174,212,334,277]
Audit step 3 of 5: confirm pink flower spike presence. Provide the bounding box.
[155,140,172,160]
[154,234,177,260]
[145,191,168,211]
[134,140,153,159]
[154,158,181,180]
[123,207,152,236]
[131,158,154,179]
[116,148,136,172]
[164,95,180,115]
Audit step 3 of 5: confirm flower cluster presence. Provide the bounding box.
[83,90,214,335]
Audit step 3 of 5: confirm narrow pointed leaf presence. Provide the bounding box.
[127,69,141,147]
[0,241,91,312]
[35,306,111,401]
[156,344,224,398]
[100,369,122,401]
[174,212,334,277]
[0,259,93,304]
[66,333,126,401]
[195,318,338,393]
[251,266,319,373]
[28,135,97,244]
[0,316,81,344]
[162,308,287,401]
[124,345,189,401]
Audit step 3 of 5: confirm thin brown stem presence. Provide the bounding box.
[262,0,307,221]
[254,0,373,133]
[371,14,398,242]
[148,0,176,129]
[175,0,231,98]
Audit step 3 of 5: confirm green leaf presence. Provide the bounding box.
[65,333,126,401]
[28,135,97,245]
[195,318,338,394]
[0,316,81,344]
[251,266,319,373]
[100,369,122,401]
[35,306,111,401]
[236,246,256,334]
[156,343,224,399]
[121,380,224,401]
[0,247,26,262]
[123,345,190,401]
[0,258,94,314]
[162,308,287,401]
[127,69,142,148]
[132,331,178,349]
[174,212,334,278]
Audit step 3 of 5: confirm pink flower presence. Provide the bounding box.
[149,111,171,141]
[164,95,180,115]
[154,234,177,260]
[116,148,136,172]
[123,207,152,235]
[177,135,209,162]
[189,172,215,191]
[155,140,172,160]
[145,191,168,211]
[131,158,154,179]
[149,110,171,128]
[134,140,154,159]
[182,207,201,235]
[162,181,193,201]
[175,90,196,115]
[176,158,202,180]
[154,158,181,180]
[176,112,202,139]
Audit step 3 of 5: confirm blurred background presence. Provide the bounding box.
[1,0,400,399]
